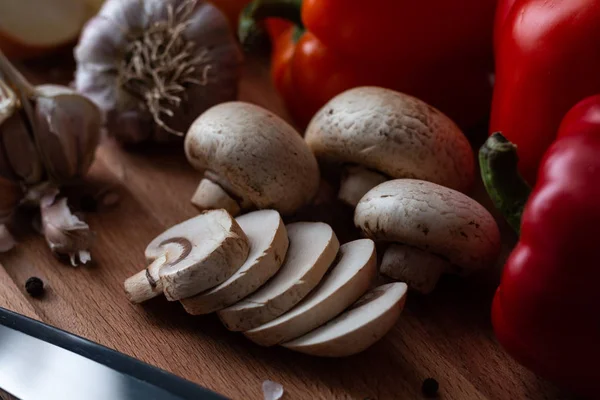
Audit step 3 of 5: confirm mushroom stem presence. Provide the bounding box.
[191,178,241,216]
[124,254,167,303]
[381,244,449,294]
[338,165,388,207]
[479,133,532,235]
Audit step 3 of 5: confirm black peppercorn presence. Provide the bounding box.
[25,277,44,297]
[421,378,439,398]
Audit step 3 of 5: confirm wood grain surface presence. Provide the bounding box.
[0,54,577,400]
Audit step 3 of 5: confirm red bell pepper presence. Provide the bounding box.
[493,0,517,51]
[490,0,600,184]
[479,96,600,398]
[240,0,496,129]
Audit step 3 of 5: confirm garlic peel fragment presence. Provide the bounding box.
[40,190,94,266]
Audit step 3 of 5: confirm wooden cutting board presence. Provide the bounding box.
[0,54,576,400]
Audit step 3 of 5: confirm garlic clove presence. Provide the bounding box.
[0,79,44,183]
[1,110,45,184]
[33,84,102,183]
[40,190,95,266]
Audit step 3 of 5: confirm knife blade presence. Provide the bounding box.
[0,307,228,400]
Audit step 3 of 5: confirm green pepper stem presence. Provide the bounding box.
[238,0,303,51]
[479,133,532,235]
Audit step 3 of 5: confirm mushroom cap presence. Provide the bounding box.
[180,209,289,315]
[282,282,408,357]
[305,87,474,192]
[354,179,501,272]
[185,102,320,215]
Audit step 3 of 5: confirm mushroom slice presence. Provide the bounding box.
[218,222,339,331]
[305,87,474,207]
[181,210,289,315]
[354,179,501,293]
[282,282,408,357]
[184,102,320,216]
[244,239,377,347]
[124,209,249,303]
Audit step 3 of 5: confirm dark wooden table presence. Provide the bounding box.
[0,54,575,400]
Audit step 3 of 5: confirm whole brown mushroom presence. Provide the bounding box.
[355,179,501,293]
[185,102,320,216]
[305,87,475,207]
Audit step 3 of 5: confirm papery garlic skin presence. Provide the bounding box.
[40,190,94,266]
[75,0,242,144]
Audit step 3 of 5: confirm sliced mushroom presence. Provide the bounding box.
[305,87,474,206]
[124,209,249,303]
[180,210,289,315]
[184,102,320,216]
[354,179,501,294]
[282,282,408,357]
[217,222,339,331]
[244,239,377,347]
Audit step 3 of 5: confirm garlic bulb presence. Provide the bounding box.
[75,0,242,143]
[0,50,102,265]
